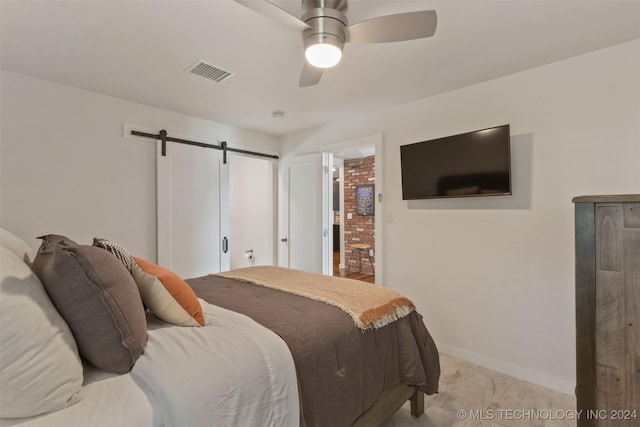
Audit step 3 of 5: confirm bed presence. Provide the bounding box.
[0,229,440,427]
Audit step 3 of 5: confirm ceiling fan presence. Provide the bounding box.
[233,0,437,87]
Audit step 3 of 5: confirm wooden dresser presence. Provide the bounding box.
[573,195,640,426]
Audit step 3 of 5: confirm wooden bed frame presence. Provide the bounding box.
[352,384,424,427]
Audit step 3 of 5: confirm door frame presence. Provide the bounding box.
[275,133,386,284]
[321,134,383,283]
[279,134,383,282]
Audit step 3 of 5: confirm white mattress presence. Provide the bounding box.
[1,300,299,427]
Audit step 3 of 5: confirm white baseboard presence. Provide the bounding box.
[436,342,575,396]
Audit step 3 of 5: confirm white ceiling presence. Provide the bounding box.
[2,0,639,137]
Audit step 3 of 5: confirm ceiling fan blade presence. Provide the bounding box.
[345,10,437,44]
[233,0,310,31]
[299,62,323,87]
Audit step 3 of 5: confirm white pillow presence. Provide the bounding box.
[0,247,83,418]
[0,228,35,266]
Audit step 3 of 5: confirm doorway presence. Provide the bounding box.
[279,133,382,283]
[331,147,376,284]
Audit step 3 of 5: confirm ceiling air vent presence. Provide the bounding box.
[187,60,234,83]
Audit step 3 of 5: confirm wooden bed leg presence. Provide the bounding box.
[410,390,424,417]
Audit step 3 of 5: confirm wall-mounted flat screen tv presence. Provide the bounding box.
[400,124,511,200]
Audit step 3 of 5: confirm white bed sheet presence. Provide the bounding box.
[0,365,158,427]
[1,300,299,427]
[133,298,299,427]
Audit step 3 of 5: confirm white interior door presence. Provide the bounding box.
[280,153,332,274]
[156,141,229,278]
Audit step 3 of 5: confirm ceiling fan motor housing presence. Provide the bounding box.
[301,6,348,52]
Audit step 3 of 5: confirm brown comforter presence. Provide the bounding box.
[187,274,440,427]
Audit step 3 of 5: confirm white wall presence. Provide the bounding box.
[278,40,640,394]
[0,70,278,261]
[229,154,275,268]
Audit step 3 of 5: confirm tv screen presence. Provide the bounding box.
[400,125,511,200]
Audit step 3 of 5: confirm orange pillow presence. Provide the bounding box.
[133,257,205,327]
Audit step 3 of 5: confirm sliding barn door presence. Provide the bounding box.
[156,141,229,278]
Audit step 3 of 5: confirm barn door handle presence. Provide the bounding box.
[222,237,229,253]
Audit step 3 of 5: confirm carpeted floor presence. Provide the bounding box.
[383,354,577,427]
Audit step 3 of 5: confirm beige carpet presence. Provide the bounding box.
[384,354,577,427]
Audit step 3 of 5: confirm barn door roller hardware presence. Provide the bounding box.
[131,129,279,164]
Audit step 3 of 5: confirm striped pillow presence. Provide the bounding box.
[92,238,204,327]
[93,238,135,273]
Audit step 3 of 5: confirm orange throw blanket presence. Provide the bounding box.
[216,266,415,330]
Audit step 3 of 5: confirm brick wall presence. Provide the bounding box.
[343,155,375,273]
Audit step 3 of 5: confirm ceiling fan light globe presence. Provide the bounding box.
[305,43,342,68]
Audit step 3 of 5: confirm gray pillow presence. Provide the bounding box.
[36,234,77,247]
[32,235,147,374]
